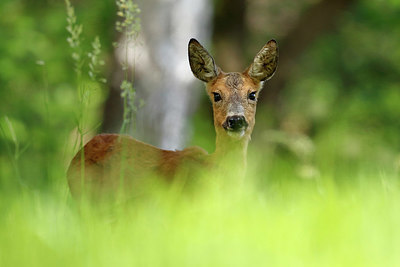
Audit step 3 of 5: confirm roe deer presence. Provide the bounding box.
[67,38,278,199]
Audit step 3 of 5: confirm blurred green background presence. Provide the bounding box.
[1,0,400,265]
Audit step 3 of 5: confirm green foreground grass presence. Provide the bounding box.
[1,168,399,267]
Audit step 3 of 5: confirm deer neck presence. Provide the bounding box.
[212,133,250,169]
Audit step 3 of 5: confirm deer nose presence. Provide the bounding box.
[226,115,248,131]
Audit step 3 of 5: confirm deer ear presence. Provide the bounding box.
[247,39,278,81]
[188,38,219,82]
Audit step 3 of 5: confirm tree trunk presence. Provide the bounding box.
[212,0,247,71]
[262,0,357,111]
[102,0,212,150]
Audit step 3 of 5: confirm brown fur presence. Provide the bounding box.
[225,73,243,89]
[67,134,208,198]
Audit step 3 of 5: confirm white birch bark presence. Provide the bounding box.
[115,0,212,150]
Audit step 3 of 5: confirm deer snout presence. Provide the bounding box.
[224,115,248,132]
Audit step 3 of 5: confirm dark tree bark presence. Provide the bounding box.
[212,0,247,71]
[102,65,124,134]
[262,0,357,110]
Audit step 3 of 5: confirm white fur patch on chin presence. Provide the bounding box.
[227,130,245,139]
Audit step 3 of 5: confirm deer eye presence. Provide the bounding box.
[213,92,222,102]
[249,91,257,101]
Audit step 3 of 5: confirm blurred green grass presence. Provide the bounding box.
[1,169,400,266]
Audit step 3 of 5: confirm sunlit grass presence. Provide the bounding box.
[1,167,399,266]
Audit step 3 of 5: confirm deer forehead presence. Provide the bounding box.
[225,73,243,89]
[210,72,258,94]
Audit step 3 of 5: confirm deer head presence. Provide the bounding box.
[188,39,278,142]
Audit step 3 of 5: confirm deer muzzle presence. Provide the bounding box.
[223,115,248,132]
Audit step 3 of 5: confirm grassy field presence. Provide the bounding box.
[1,161,399,266]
